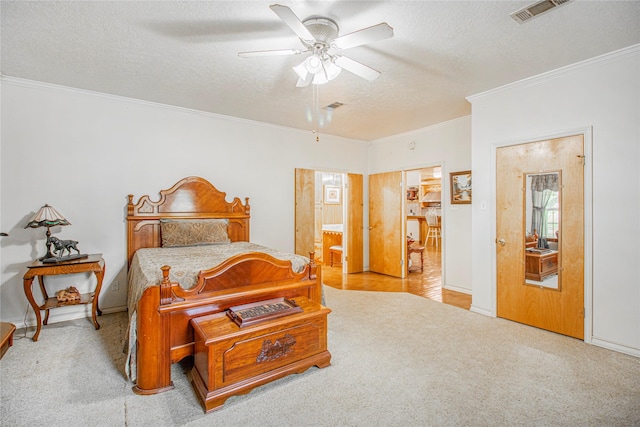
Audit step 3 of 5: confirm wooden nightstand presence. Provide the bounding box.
[23,254,105,341]
[0,322,16,359]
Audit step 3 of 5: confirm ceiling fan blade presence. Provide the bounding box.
[334,56,381,81]
[238,48,303,58]
[269,4,315,43]
[330,23,394,51]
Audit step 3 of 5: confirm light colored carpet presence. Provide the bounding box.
[1,285,639,426]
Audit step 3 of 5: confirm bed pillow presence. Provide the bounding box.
[160,219,231,247]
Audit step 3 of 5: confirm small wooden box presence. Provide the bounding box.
[190,297,331,412]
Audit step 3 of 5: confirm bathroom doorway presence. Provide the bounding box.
[294,168,363,273]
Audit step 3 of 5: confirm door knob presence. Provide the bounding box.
[497,238,506,246]
[369,226,374,230]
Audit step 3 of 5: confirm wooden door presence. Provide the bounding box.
[369,171,405,278]
[346,173,364,273]
[294,168,315,257]
[496,135,584,339]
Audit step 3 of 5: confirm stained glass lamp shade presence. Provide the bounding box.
[25,204,71,260]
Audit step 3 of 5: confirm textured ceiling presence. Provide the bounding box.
[2,1,639,141]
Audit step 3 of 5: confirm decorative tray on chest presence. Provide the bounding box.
[226,297,302,328]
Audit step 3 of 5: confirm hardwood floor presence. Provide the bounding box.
[322,243,472,310]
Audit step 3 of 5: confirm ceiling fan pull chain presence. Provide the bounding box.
[313,84,320,142]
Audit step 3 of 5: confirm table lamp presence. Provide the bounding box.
[24,204,71,261]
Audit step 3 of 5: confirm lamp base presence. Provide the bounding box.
[41,254,89,264]
[38,252,55,262]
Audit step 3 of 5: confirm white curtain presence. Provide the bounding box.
[530,174,559,239]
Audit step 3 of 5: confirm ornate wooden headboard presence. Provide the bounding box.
[126,176,250,266]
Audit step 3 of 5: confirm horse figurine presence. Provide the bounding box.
[48,236,81,258]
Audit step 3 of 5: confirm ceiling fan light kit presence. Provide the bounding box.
[239,4,394,86]
[293,54,343,87]
[321,59,342,80]
[304,55,323,74]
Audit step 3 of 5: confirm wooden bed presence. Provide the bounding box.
[126,176,324,395]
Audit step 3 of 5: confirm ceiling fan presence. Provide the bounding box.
[238,4,394,87]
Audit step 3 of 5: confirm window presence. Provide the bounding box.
[544,190,559,239]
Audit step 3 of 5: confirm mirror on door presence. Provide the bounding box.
[524,171,561,290]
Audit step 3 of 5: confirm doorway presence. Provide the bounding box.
[406,166,444,291]
[294,168,363,273]
[368,166,444,281]
[496,134,585,339]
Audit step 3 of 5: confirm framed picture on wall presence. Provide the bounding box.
[450,170,472,204]
[324,185,341,204]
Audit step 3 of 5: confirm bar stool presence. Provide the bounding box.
[329,245,343,266]
[425,210,441,246]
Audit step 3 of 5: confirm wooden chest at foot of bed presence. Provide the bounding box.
[190,297,331,412]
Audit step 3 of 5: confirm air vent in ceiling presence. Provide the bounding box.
[323,102,344,110]
[510,0,572,24]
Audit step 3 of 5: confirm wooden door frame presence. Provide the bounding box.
[489,126,594,343]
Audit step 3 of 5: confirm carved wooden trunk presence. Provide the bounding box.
[190,297,331,412]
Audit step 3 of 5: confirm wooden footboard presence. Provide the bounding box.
[133,252,321,395]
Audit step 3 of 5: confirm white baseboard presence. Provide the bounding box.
[470,305,494,317]
[8,304,127,330]
[99,305,128,315]
[591,337,640,358]
[444,284,471,295]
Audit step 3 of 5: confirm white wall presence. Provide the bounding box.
[468,45,640,356]
[0,78,368,326]
[368,116,472,293]
[5,44,637,357]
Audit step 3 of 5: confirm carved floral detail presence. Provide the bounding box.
[256,334,296,363]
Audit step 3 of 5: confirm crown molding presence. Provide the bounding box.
[0,75,363,144]
[467,44,640,102]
